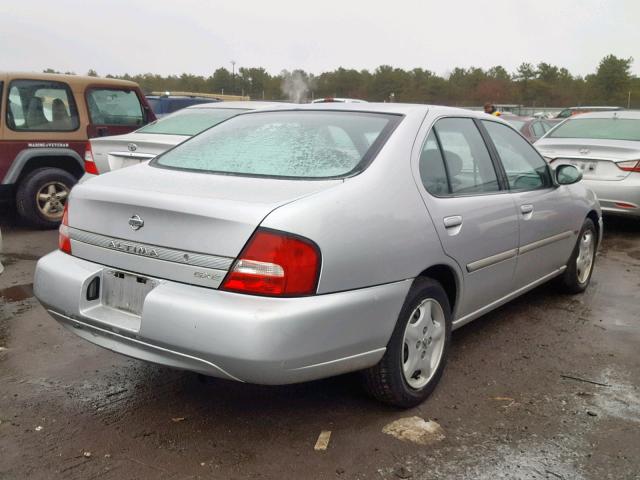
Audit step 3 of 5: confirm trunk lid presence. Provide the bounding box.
[68,163,341,287]
[90,132,188,174]
[535,138,640,181]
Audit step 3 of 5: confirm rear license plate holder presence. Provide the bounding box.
[102,269,158,316]
[569,160,597,173]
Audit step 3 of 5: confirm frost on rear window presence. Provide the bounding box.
[154,111,396,178]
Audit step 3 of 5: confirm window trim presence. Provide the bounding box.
[150,109,405,181]
[6,78,80,133]
[478,118,554,193]
[84,86,146,127]
[417,115,508,199]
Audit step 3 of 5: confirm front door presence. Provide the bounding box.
[480,120,577,287]
[414,117,520,320]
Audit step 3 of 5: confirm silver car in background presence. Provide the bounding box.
[536,111,640,218]
[35,104,601,407]
[84,101,285,175]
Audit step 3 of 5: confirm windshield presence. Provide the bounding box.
[137,108,246,136]
[548,118,640,141]
[153,111,400,179]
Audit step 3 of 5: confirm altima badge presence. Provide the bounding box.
[129,214,144,231]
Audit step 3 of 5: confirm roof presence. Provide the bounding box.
[562,110,640,120]
[0,71,139,88]
[251,102,495,119]
[186,101,295,110]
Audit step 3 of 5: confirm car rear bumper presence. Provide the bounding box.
[34,251,410,384]
[583,176,640,218]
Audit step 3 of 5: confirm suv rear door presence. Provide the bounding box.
[85,86,153,138]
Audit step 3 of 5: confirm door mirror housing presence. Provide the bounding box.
[555,164,582,185]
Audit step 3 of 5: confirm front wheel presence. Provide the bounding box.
[560,218,597,294]
[362,277,452,408]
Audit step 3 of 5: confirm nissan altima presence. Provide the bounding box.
[34,104,601,407]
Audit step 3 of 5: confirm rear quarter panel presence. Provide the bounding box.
[261,111,459,295]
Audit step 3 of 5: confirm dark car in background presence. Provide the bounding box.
[145,94,220,118]
[501,114,560,143]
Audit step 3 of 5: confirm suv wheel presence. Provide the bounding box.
[16,168,76,229]
[362,277,452,408]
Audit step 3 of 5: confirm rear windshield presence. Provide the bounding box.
[137,108,245,136]
[153,111,400,179]
[548,118,640,141]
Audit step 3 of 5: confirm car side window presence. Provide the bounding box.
[433,118,500,194]
[532,121,546,138]
[482,120,552,191]
[419,130,450,195]
[6,79,79,132]
[86,88,144,126]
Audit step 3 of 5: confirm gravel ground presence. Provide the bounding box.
[1,213,638,480]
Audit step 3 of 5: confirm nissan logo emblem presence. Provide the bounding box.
[129,214,144,231]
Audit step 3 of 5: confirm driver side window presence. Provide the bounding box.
[482,120,552,191]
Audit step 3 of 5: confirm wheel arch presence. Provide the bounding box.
[2,148,84,185]
[415,263,460,315]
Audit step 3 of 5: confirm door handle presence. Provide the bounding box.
[520,204,534,215]
[443,215,463,228]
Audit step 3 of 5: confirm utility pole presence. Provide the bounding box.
[628,91,632,109]
[231,60,236,95]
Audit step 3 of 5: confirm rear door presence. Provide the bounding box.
[85,87,151,138]
[481,120,577,287]
[414,117,520,319]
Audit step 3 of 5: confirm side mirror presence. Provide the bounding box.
[555,164,582,185]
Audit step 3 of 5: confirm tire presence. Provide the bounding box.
[559,218,597,294]
[362,277,452,408]
[16,167,77,229]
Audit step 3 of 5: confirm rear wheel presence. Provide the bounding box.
[16,168,76,229]
[362,277,452,408]
[560,218,597,293]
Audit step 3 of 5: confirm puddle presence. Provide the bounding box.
[0,253,40,267]
[0,284,34,302]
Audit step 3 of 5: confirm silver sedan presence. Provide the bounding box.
[34,104,601,407]
[535,110,640,218]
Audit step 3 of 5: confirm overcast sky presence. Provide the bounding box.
[1,0,638,78]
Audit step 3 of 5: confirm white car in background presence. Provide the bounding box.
[84,102,286,175]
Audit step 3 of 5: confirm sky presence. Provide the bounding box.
[1,0,639,78]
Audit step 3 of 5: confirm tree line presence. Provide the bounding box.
[45,54,638,107]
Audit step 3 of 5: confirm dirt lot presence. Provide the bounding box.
[1,213,639,480]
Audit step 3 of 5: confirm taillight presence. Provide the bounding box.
[58,203,71,254]
[84,141,99,175]
[221,229,320,297]
[617,160,640,173]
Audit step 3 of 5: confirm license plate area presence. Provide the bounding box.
[102,269,158,316]
[568,159,597,173]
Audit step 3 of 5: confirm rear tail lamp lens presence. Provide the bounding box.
[84,141,99,175]
[58,203,71,254]
[221,229,320,297]
[617,160,640,173]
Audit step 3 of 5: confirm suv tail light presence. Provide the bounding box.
[221,229,320,297]
[617,160,640,173]
[58,203,71,254]
[84,141,99,175]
